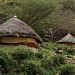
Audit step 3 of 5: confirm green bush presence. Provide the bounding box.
[41,58,54,70]
[53,55,66,66]
[20,61,42,75]
[35,52,43,59]
[60,64,75,75]
[41,57,57,75]
[41,54,66,71]
[11,47,35,61]
[0,51,10,74]
[0,43,74,75]
[66,48,75,55]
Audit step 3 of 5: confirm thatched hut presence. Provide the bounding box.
[0,16,43,48]
[57,33,75,46]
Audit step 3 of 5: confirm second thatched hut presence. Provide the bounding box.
[57,33,75,46]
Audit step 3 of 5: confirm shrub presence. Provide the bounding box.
[0,51,17,75]
[35,52,43,59]
[41,57,57,75]
[0,51,9,74]
[0,43,74,75]
[60,64,75,75]
[66,48,75,55]
[20,61,42,75]
[11,47,35,62]
[53,55,66,66]
[41,58,54,70]
[40,42,57,51]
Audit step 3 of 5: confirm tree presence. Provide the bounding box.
[0,12,7,24]
[1,0,75,42]
[39,0,75,42]
[62,0,75,12]
[0,0,54,36]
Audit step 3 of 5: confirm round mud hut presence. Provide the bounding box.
[0,16,43,48]
[57,33,75,46]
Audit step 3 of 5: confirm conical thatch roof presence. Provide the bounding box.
[57,33,75,43]
[0,16,43,43]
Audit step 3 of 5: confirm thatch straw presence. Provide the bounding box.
[0,16,43,43]
[57,33,75,43]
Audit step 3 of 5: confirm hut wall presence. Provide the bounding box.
[58,43,75,47]
[0,37,38,47]
[64,43,75,47]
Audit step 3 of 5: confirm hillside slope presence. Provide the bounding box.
[0,42,75,75]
